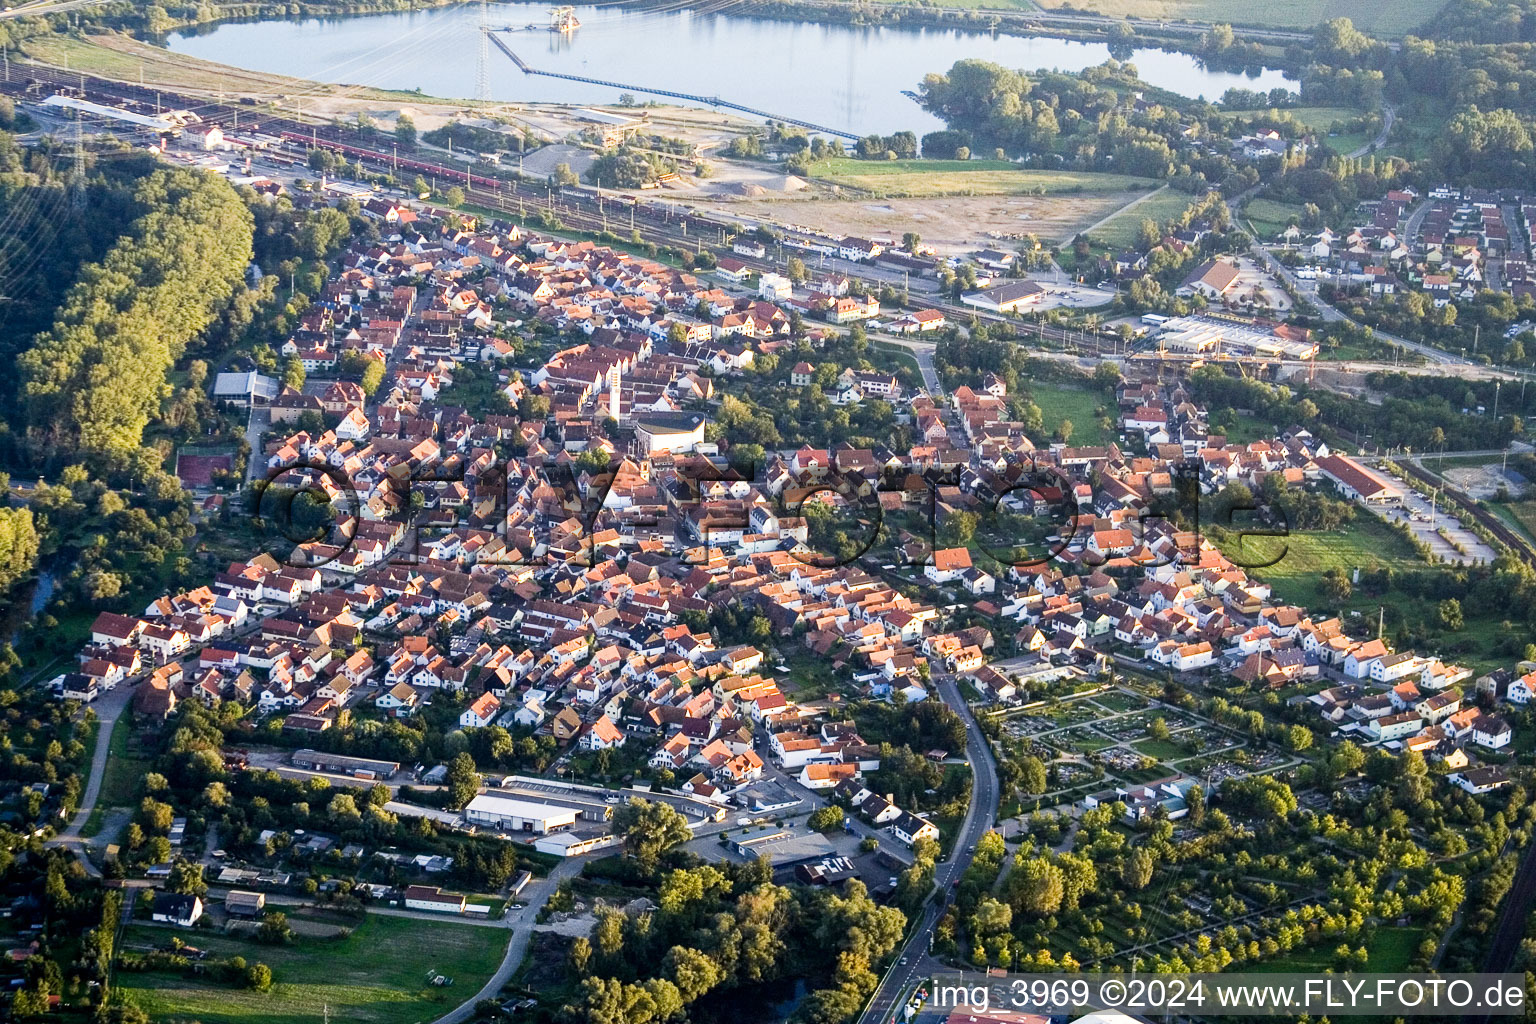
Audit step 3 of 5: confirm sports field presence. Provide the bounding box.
[117,915,508,1024]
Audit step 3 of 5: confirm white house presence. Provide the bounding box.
[459,692,501,729]
[925,547,972,585]
[890,811,939,846]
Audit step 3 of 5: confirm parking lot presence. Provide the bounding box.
[1375,486,1499,564]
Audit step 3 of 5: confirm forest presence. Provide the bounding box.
[19,168,253,467]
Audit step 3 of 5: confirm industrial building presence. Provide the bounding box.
[402,885,467,913]
[290,749,400,778]
[488,782,612,822]
[532,829,624,857]
[1149,314,1319,361]
[464,793,580,834]
[726,825,839,867]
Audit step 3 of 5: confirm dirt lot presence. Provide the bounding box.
[683,191,1140,254]
[1444,463,1528,500]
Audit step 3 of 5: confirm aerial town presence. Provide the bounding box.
[1,1,1536,1023]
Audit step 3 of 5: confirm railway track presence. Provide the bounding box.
[7,61,1130,352]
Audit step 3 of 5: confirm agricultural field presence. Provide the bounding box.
[1087,186,1194,249]
[804,159,1158,198]
[116,915,508,1024]
[1242,197,1307,241]
[1029,0,1444,36]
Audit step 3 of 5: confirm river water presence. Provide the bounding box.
[165,3,1295,137]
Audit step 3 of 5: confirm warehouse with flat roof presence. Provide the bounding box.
[290,749,400,778]
[464,793,580,834]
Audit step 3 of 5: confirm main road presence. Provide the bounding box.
[855,672,1000,1024]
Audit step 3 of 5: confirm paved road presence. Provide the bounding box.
[47,683,135,877]
[427,858,586,1024]
[245,406,272,485]
[856,672,999,1024]
[876,335,943,396]
[1345,104,1395,158]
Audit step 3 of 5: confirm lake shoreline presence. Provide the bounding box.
[158,1,1296,137]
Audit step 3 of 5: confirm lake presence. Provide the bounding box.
[165,3,1296,137]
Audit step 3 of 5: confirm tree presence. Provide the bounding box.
[395,113,417,149]
[446,751,480,808]
[360,358,385,396]
[1055,419,1073,443]
[1009,856,1064,916]
[20,169,254,464]
[1438,597,1464,631]
[1330,740,1366,778]
[902,232,922,252]
[551,162,580,187]
[138,797,174,833]
[809,805,846,832]
[245,963,273,992]
[663,945,724,1002]
[1321,568,1352,604]
[1018,755,1047,795]
[257,911,293,945]
[568,936,592,976]
[1186,784,1205,826]
[167,859,207,896]
[1121,847,1155,890]
[613,797,692,873]
[940,510,978,547]
[283,357,306,391]
[329,792,361,819]
[444,186,466,207]
[786,256,808,284]
[0,508,40,591]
